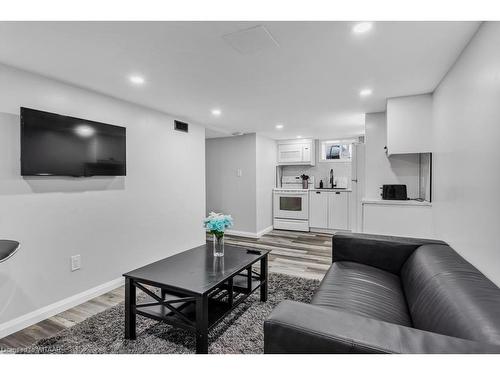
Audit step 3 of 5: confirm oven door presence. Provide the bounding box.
[273,191,309,220]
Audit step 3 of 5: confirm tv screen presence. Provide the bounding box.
[21,107,126,177]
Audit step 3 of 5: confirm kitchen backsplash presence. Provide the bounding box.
[280,162,352,188]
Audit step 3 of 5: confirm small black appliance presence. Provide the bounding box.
[381,184,408,200]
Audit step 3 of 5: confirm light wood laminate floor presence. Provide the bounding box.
[0,230,332,349]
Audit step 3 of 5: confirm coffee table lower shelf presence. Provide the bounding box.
[136,279,264,332]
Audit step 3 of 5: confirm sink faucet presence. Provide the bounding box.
[329,169,335,188]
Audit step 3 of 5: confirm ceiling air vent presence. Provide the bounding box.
[174,120,188,133]
[222,25,279,55]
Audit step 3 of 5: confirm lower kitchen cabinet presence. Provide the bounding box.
[309,191,350,231]
[329,192,349,230]
[309,191,329,228]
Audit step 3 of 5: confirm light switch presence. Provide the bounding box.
[71,254,81,271]
[237,168,242,177]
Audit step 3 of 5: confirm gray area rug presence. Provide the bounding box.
[17,273,319,354]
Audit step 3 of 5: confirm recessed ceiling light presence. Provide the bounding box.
[276,124,284,129]
[353,22,373,34]
[296,135,302,139]
[211,109,222,116]
[359,88,373,97]
[129,75,145,85]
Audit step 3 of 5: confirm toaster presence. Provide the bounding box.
[382,184,408,200]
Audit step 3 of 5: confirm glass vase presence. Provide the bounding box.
[213,234,224,257]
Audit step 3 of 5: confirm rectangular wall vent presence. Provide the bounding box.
[223,25,279,55]
[174,120,188,133]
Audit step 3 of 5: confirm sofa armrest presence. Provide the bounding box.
[332,232,446,274]
[264,301,500,354]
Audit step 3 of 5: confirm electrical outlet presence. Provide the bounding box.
[71,255,81,271]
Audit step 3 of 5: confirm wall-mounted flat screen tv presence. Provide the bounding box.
[21,107,126,177]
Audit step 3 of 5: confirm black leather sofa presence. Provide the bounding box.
[264,233,500,353]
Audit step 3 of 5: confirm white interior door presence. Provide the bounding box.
[351,143,365,232]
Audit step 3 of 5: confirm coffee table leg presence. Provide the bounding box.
[125,277,136,340]
[246,266,252,292]
[195,294,208,354]
[228,277,234,307]
[260,256,268,302]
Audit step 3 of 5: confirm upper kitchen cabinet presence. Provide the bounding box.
[386,94,433,155]
[277,139,316,165]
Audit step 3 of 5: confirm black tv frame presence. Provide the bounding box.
[20,107,127,177]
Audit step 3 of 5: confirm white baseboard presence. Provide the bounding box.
[225,225,273,239]
[256,225,273,237]
[225,229,259,239]
[309,228,352,234]
[0,277,124,340]
[309,227,336,234]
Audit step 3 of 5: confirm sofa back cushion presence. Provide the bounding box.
[401,244,500,345]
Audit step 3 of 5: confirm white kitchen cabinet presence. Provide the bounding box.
[309,191,328,228]
[301,143,312,162]
[386,94,432,155]
[309,190,350,231]
[362,200,433,238]
[328,192,349,230]
[277,139,315,165]
[277,144,302,163]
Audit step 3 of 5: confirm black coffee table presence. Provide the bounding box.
[123,243,269,353]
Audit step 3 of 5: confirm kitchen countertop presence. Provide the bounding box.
[273,187,352,192]
[362,198,432,206]
[310,188,352,192]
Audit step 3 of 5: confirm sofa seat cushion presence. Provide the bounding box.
[311,261,412,327]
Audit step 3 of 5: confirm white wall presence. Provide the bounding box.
[432,22,500,286]
[206,134,257,233]
[0,64,206,328]
[363,203,433,238]
[205,133,276,236]
[281,163,352,188]
[256,135,277,233]
[387,94,433,154]
[364,112,420,199]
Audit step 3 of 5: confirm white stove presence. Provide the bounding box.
[273,176,314,232]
